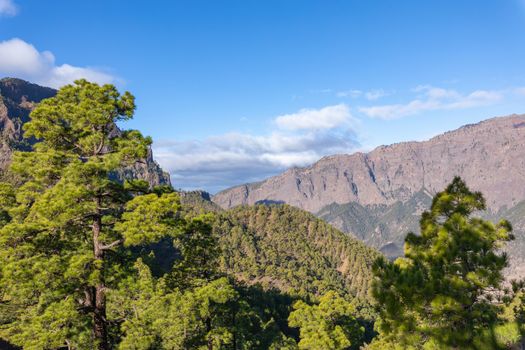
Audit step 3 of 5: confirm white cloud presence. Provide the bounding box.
[359,85,503,120]
[364,89,388,100]
[0,0,17,16]
[154,105,359,192]
[0,38,115,88]
[275,104,352,130]
[337,89,389,100]
[337,90,362,98]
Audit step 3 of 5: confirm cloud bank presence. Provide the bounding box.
[0,38,115,88]
[275,104,352,130]
[359,86,502,120]
[154,104,358,193]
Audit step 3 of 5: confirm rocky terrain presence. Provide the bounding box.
[214,114,525,277]
[0,78,170,187]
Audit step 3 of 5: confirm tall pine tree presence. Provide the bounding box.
[0,80,182,349]
[372,177,514,348]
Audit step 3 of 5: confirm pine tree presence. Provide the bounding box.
[288,291,364,350]
[0,80,182,349]
[372,177,514,348]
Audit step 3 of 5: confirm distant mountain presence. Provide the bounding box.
[0,78,170,187]
[317,189,432,257]
[213,114,525,277]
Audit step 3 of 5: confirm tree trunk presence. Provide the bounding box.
[93,203,108,350]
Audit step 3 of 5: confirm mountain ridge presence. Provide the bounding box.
[213,113,525,277]
[213,113,525,212]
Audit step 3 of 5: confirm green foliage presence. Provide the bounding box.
[372,177,515,348]
[168,213,221,290]
[474,322,522,349]
[289,291,364,350]
[232,284,299,349]
[214,204,380,300]
[113,200,378,350]
[0,80,178,349]
[516,293,525,326]
[116,192,182,246]
[112,260,238,350]
[112,260,300,350]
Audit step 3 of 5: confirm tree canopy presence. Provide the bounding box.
[0,80,184,349]
[289,291,364,350]
[371,177,515,348]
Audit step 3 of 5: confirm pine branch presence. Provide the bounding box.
[99,239,124,251]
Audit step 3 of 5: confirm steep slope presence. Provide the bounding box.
[180,190,380,299]
[213,114,525,271]
[180,190,223,214]
[0,77,170,186]
[490,201,525,279]
[317,189,432,258]
[214,205,380,300]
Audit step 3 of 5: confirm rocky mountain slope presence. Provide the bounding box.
[213,114,525,276]
[0,78,170,186]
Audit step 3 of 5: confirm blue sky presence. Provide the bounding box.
[1,0,525,192]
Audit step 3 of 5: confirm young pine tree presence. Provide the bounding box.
[372,177,514,348]
[288,291,364,350]
[0,80,182,349]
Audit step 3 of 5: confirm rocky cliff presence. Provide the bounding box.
[214,114,525,212]
[0,78,170,186]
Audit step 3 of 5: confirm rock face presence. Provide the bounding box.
[213,114,525,276]
[0,78,56,170]
[214,114,525,212]
[0,77,170,187]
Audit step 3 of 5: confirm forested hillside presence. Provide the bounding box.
[215,205,379,299]
[179,191,380,299]
[317,189,432,258]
